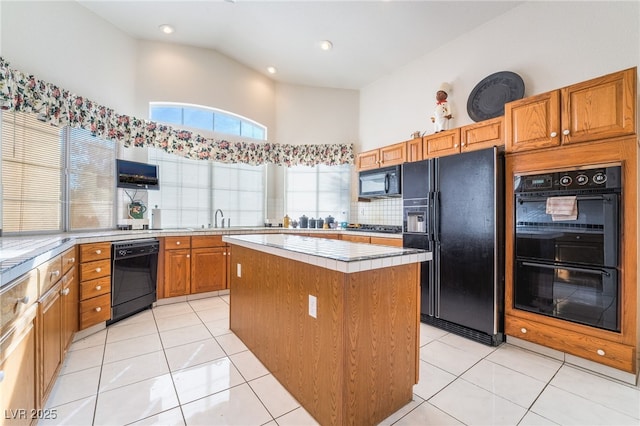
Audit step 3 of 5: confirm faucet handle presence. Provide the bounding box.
[221,218,225,228]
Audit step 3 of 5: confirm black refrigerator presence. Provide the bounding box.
[402,147,505,346]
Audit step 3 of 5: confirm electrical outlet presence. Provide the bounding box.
[237,263,242,277]
[308,295,317,318]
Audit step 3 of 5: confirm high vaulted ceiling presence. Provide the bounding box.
[78,1,522,90]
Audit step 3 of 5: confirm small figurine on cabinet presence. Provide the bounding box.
[431,82,453,133]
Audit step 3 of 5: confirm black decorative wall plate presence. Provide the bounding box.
[467,71,525,122]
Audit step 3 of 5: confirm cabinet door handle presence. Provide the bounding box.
[96,249,102,255]
[61,288,70,296]
[95,267,102,273]
[69,257,76,264]
[17,296,29,305]
[51,270,61,278]
[520,327,527,334]
[563,129,570,136]
[454,144,459,148]
[95,307,102,312]
[186,254,190,258]
[96,285,102,291]
[461,142,466,147]
[597,349,606,356]
[176,241,181,245]
[550,131,558,137]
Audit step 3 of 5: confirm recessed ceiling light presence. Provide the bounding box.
[267,66,277,74]
[319,40,333,51]
[159,24,175,34]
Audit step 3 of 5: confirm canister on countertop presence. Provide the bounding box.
[299,215,308,228]
[309,218,317,229]
[316,218,324,229]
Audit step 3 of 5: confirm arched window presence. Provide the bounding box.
[147,102,266,228]
[149,102,267,140]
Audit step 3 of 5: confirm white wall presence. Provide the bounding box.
[359,1,640,151]
[1,1,137,115]
[134,40,277,139]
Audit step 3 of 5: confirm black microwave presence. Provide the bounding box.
[358,165,402,198]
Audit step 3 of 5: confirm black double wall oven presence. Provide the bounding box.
[513,166,621,332]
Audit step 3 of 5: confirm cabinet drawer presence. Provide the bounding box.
[0,269,38,335]
[80,276,111,301]
[80,242,111,263]
[38,255,63,295]
[165,236,191,249]
[80,259,111,282]
[370,236,403,247]
[192,235,224,248]
[80,293,111,330]
[505,315,635,373]
[62,247,78,275]
[341,234,370,243]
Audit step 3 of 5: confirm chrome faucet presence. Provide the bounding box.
[214,209,224,228]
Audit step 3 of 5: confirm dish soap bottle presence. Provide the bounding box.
[283,214,290,228]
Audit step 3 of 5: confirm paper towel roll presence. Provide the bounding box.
[151,208,162,229]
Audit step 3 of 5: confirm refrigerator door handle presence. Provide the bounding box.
[434,191,441,242]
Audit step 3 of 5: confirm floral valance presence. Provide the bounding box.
[0,57,354,166]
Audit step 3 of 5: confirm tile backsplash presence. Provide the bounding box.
[353,197,402,225]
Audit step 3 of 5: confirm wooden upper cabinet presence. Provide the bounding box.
[357,142,406,170]
[505,90,561,152]
[461,117,504,152]
[405,137,424,162]
[424,128,461,158]
[356,149,380,170]
[561,67,636,144]
[506,67,637,153]
[380,142,406,166]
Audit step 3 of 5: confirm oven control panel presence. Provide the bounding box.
[514,166,621,193]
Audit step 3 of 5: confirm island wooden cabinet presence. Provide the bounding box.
[460,116,504,152]
[506,67,636,152]
[423,128,461,158]
[357,142,406,170]
[78,242,111,330]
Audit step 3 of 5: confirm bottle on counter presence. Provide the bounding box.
[284,214,290,228]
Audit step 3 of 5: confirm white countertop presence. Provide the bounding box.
[0,227,404,286]
[223,233,431,273]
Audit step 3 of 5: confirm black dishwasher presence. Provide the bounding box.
[109,239,159,325]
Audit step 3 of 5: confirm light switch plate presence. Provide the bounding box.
[237,263,242,277]
[308,294,317,318]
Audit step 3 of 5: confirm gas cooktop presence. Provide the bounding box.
[347,224,402,234]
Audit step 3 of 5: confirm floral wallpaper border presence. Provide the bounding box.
[0,57,354,167]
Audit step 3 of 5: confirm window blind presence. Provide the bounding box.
[1,111,63,233]
[285,164,351,220]
[67,127,116,230]
[148,148,265,228]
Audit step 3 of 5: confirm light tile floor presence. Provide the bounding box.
[41,295,640,425]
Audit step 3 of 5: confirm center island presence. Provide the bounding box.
[222,234,431,425]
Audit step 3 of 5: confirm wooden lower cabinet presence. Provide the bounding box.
[0,306,37,426]
[78,242,111,330]
[164,248,191,297]
[38,282,63,405]
[370,236,403,247]
[340,234,370,243]
[61,268,78,351]
[164,236,229,297]
[506,315,634,372]
[191,247,227,293]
